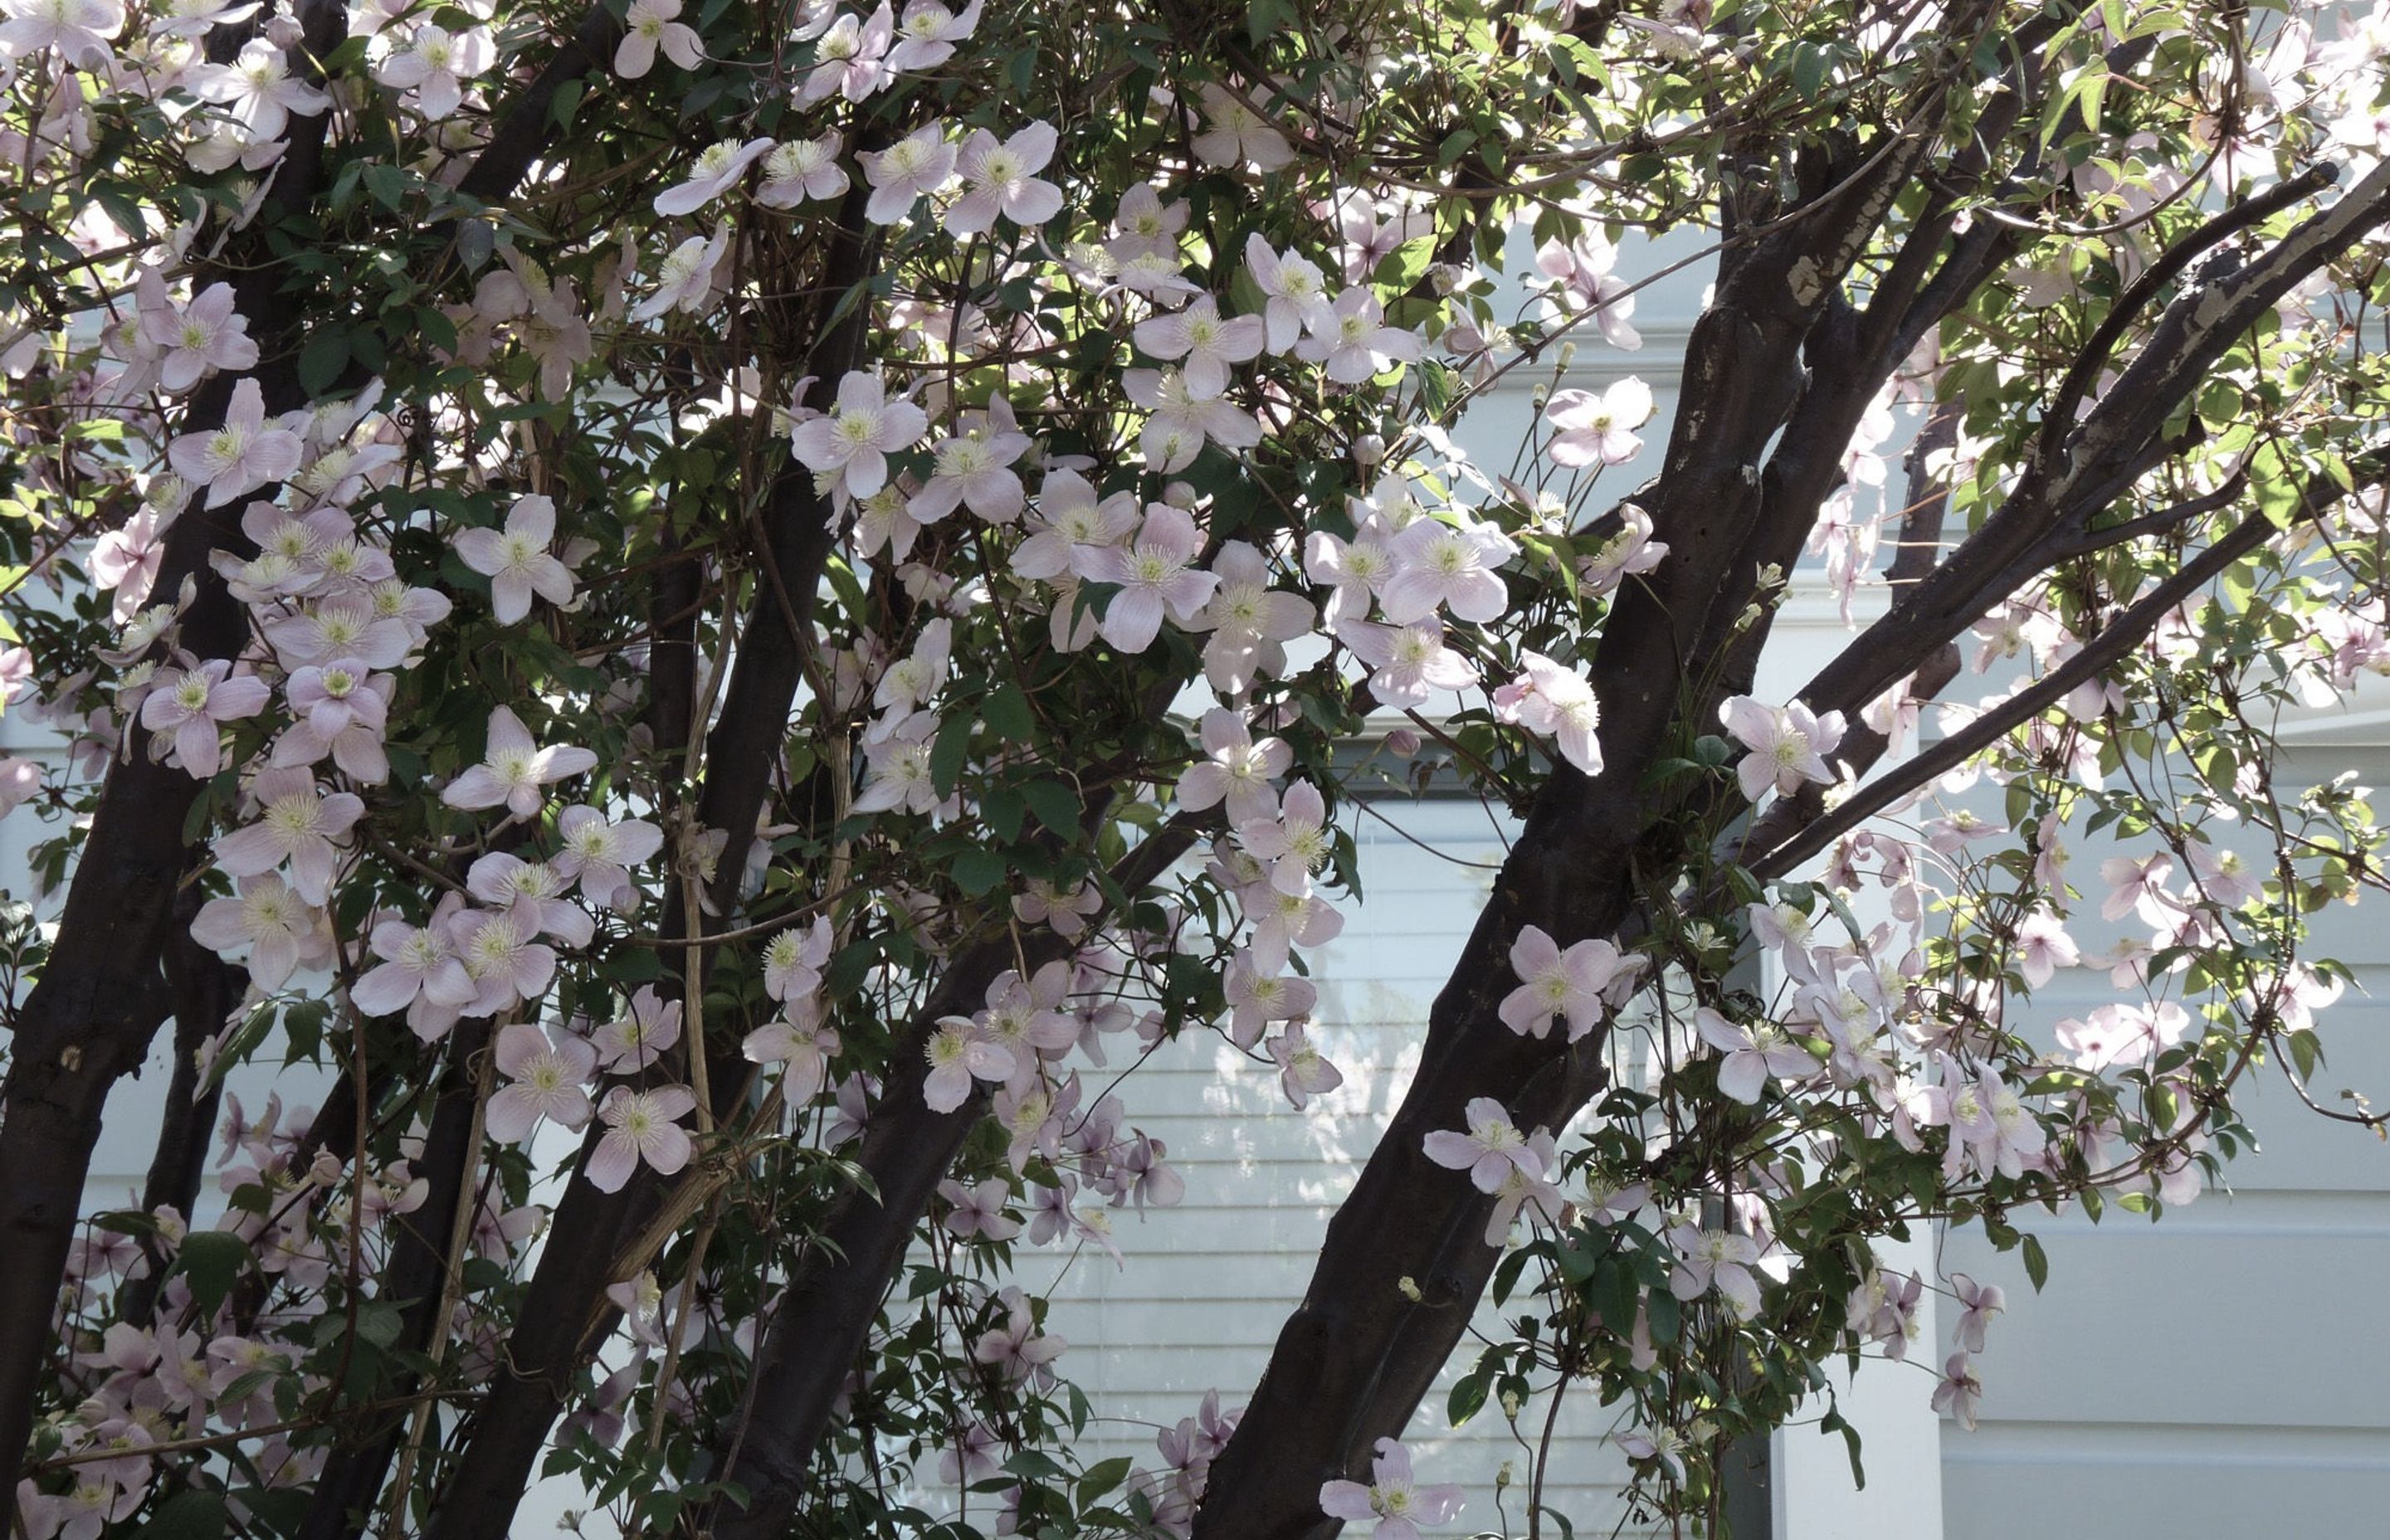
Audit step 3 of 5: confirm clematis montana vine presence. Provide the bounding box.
[7,6,2390,1540]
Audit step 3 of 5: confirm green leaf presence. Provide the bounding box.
[953,846,1008,897]
[176,1231,251,1317]
[1447,1367,1490,1427]
[1075,1456,1133,1508]
[363,161,407,212]
[929,709,976,799]
[135,1490,228,1540]
[2022,1233,2050,1292]
[299,329,350,399]
[982,682,1036,743]
[1022,779,1080,838]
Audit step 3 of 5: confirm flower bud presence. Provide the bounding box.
[1397,1275,1422,1301]
[1385,727,1421,758]
[1352,433,1385,467]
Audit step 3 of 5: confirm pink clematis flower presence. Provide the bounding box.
[1668,1223,1764,1317]
[551,804,663,911]
[1422,1096,1544,1193]
[1719,695,1846,802]
[1694,1006,1817,1104]
[212,767,364,907]
[653,135,776,217]
[1071,502,1218,653]
[1378,513,1516,626]
[1295,289,1423,384]
[140,656,271,777]
[583,1084,697,1192]
[188,872,327,991]
[755,133,849,207]
[1491,651,1603,775]
[945,121,1064,234]
[271,659,395,782]
[1124,367,1262,472]
[922,1019,1015,1113]
[168,378,304,509]
[455,495,578,625]
[593,986,682,1073]
[1337,617,1480,706]
[350,909,475,1021]
[1267,1021,1342,1109]
[790,371,929,500]
[1545,377,1655,466]
[614,0,701,78]
[441,707,598,819]
[1317,1436,1464,1540]
[373,22,493,119]
[860,119,956,222]
[1134,297,1266,399]
[1499,924,1630,1040]
[1176,707,1291,827]
[885,0,981,69]
[485,1022,598,1142]
[140,281,258,393]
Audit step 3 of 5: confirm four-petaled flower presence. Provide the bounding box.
[584,1084,698,1192]
[455,495,579,625]
[1318,1436,1464,1540]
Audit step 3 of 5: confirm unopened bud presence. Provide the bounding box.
[1495,1460,1515,1489]
[1352,433,1386,467]
[1385,727,1421,758]
[1501,1390,1523,1418]
[1558,342,1578,371]
[1397,1275,1423,1301]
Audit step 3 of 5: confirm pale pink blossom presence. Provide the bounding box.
[1070,502,1217,653]
[946,121,1063,234]
[1499,924,1628,1040]
[584,1084,697,1192]
[441,707,598,819]
[213,767,363,907]
[1245,234,1334,352]
[552,805,663,911]
[594,986,682,1072]
[614,0,700,78]
[188,872,327,991]
[455,495,578,625]
[628,226,729,321]
[1535,231,1641,348]
[139,281,257,393]
[350,911,474,1019]
[1694,1006,1816,1104]
[485,1022,598,1142]
[271,660,394,782]
[1668,1223,1763,1316]
[1337,618,1479,706]
[139,657,270,777]
[0,0,124,69]
[1192,80,1295,170]
[861,120,956,223]
[1545,377,1654,466]
[653,136,776,217]
[755,134,850,207]
[1267,1021,1342,1109]
[1317,1436,1463,1540]
[1719,695,1846,802]
[373,22,493,119]
[1134,297,1265,399]
[1176,707,1291,826]
[885,0,981,69]
[1194,539,1312,694]
[1295,289,1422,384]
[1378,512,1515,625]
[1422,1096,1544,1192]
[1124,367,1261,472]
[168,378,304,509]
[922,1018,1015,1113]
[1490,651,1602,775]
[790,371,929,500]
